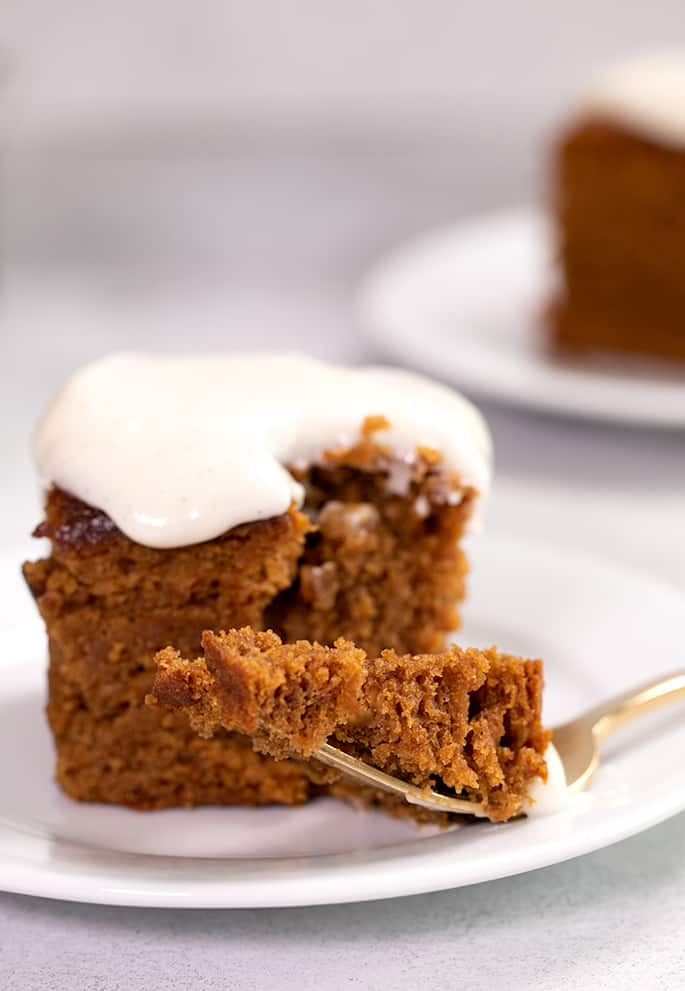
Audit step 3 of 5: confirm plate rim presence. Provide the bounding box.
[2,534,685,908]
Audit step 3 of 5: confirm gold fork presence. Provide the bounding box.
[313,671,685,816]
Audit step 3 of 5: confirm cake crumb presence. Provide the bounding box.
[150,627,550,822]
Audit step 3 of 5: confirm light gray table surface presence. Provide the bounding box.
[1,139,684,989]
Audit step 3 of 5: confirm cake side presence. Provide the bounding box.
[24,490,313,808]
[546,117,685,361]
[150,627,550,822]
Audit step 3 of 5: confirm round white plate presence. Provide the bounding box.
[359,207,685,428]
[2,536,684,908]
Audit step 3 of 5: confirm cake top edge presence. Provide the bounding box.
[581,51,685,147]
[33,351,492,549]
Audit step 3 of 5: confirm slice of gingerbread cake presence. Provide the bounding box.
[546,53,685,362]
[23,352,491,811]
[148,627,551,822]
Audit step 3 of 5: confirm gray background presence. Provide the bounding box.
[3,0,685,140]
[1,3,685,987]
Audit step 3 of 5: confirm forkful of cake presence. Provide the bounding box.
[147,626,685,823]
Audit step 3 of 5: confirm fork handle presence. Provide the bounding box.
[587,671,685,741]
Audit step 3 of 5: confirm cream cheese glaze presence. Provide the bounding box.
[526,743,571,818]
[33,352,492,549]
[584,52,685,147]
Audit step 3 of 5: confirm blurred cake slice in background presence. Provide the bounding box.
[546,52,685,363]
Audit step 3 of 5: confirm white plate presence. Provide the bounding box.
[2,535,685,908]
[359,207,685,428]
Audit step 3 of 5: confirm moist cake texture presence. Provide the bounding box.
[545,55,685,363]
[24,354,490,812]
[150,628,550,823]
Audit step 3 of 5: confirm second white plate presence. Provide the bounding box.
[359,207,685,428]
[2,534,685,907]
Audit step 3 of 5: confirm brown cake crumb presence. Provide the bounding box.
[150,627,550,822]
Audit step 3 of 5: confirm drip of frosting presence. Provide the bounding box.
[34,352,492,549]
[525,743,571,818]
[584,52,685,147]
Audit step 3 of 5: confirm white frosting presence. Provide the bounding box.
[584,52,685,147]
[33,352,492,549]
[525,743,570,818]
